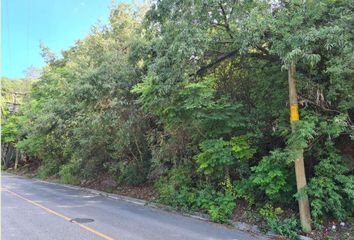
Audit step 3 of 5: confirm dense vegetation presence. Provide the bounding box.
[2,1,353,238]
[1,77,33,168]
[1,77,33,103]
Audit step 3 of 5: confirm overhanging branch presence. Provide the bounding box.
[195,50,278,76]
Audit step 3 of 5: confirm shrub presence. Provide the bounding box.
[37,159,60,178]
[267,217,299,240]
[154,166,194,207]
[155,167,237,223]
[308,145,354,223]
[116,160,150,186]
[59,160,80,184]
[16,136,46,159]
[206,190,236,223]
[234,178,255,206]
[259,204,299,240]
[194,139,233,177]
[251,149,296,203]
[194,135,255,179]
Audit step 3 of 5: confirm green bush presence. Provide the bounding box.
[154,166,194,207]
[1,115,25,143]
[206,190,236,223]
[194,139,233,177]
[16,136,46,159]
[194,135,255,179]
[259,204,299,240]
[157,184,236,223]
[155,167,236,223]
[59,160,80,184]
[308,145,354,223]
[234,179,255,206]
[37,159,60,178]
[251,149,296,203]
[116,160,150,186]
[267,217,299,240]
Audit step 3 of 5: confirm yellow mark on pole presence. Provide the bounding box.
[290,104,299,122]
[2,188,115,240]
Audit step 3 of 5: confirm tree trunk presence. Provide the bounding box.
[4,144,15,168]
[14,150,19,170]
[2,143,9,166]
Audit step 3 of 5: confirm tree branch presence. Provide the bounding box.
[195,50,278,76]
[218,2,234,39]
[298,96,342,114]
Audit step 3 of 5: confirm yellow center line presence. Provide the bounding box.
[2,187,115,240]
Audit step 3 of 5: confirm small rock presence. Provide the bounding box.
[298,235,313,240]
[340,222,345,227]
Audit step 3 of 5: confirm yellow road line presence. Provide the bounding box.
[2,187,115,240]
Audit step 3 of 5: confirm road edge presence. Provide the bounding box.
[3,172,312,240]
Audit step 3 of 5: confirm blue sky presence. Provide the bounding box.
[2,0,118,79]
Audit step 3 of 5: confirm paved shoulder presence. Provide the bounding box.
[1,173,268,240]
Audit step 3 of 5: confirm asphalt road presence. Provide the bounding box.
[1,173,268,240]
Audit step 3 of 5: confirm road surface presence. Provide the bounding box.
[1,173,267,240]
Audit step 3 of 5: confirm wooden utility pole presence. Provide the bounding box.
[288,62,312,232]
